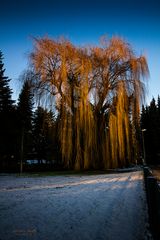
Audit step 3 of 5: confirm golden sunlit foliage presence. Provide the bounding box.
[30,36,149,170]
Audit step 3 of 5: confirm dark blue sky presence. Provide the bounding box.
[1,0,160,102]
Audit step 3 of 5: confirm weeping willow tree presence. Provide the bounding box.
[30,36,149,170]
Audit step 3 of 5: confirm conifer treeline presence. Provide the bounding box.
[0,51,58,171]
[0,51,16,170]
[141,97,160,164]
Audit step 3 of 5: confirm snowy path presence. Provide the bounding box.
[0,171,152,240]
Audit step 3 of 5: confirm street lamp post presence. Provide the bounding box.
[142,129,147,165]
[20,126,24,174]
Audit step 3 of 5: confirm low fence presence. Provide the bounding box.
[143,166,160,240]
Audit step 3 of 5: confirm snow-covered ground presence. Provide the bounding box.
[0,171,152,240]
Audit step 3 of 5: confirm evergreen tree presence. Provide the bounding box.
[157,95,160,115]
[0,51,15,170]
[17,80,33,131]
[148,98,159,163]
[32,106,55,164]
[17,79,34,172]
[141,97,160,164]
[0,51,14,112]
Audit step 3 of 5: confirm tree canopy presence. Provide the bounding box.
[30,36,149,170]
[141,96,160,164]
[0,51,16,169]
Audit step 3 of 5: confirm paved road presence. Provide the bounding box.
[0,171,152,240]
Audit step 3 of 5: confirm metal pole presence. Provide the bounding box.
[20,126,24,174]
[142,129,147,165]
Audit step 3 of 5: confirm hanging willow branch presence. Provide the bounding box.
[30,36,149,170]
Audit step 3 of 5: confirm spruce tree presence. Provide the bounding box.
[0,51,14,112]
[17,80,33,131]
[157,95,160,115]
[17,79,34,171]
[141,97,160,165]
[32,106,55,164]
[0,51,15,170]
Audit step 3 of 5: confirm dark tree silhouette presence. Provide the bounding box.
[32,106,55,165]
[17,80,33,131]
[17,79,34,172]
[0,51,14,112]
[0,51,16,170]
[141,97,160,164]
